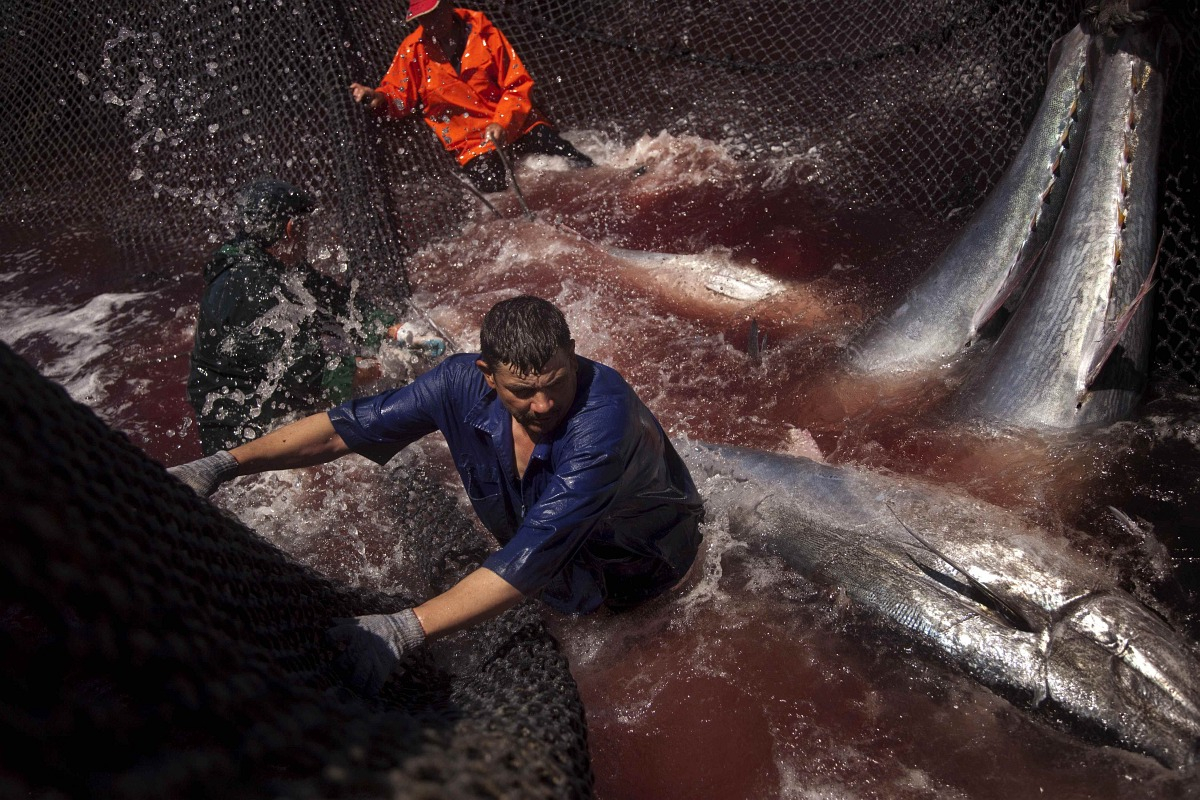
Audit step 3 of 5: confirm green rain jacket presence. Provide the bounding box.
[187,235,392,454]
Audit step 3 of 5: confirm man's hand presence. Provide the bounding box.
[327,609,426,696]
[349,82,385,111]
[484,123,505,147]
[168,450,239,497]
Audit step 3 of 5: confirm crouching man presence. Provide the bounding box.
[170,295,703,694]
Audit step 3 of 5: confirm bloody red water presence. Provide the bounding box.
[3,134,1197,797]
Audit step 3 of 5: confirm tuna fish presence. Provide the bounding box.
[848,25,1096,374]
[684,440,1200,768]
[953,23,1166,429]
[600,245,787,302]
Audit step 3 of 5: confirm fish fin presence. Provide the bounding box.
[1081,240,1160,389]
[887,503,1037,632]
[747,319,767,365]
[969,241,1048,343]
[1107,505,1142,535]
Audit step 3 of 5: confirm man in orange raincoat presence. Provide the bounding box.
[350,0,593,192]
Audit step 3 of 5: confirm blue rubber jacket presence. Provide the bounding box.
[328,353,703,613]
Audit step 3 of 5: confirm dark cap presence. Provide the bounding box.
[234,178,316,245]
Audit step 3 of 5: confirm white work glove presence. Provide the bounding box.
[327,608,426,696]
[168,450,239,497]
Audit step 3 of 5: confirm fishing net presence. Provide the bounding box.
[2,0,1195,376]
[0,340,592,798]
[1,0,1197,794]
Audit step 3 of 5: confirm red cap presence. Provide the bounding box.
[407,0,439,21]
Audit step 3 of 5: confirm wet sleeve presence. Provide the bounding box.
[354,306,398,351]
[303,268,353,318]
[482,415,627,596]
[271,331,331,403]
[320,355,357,405]
[215,269,323,391]
[376,39,422,120]
[327,356,458,464]
[342,286,398,350]
[485,21,535,138]
[303,268,395,350]
[212,267,278,337]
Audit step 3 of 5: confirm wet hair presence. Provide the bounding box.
[479,295,573,374]
[233,178,315,246]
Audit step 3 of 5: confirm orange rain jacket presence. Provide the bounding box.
[375,8,548,166]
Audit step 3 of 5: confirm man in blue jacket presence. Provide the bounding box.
[170,295,704,694]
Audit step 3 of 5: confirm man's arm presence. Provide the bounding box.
[483,21,535,139]
[368,39,423,120]
[169,411,351,496]
[327,567,524,696]
[481,429,627,602]
[230,411,351,475]
[413,567,525,639]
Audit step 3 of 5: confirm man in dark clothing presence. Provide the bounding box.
[187,178,395,454]
[170,295,704,695]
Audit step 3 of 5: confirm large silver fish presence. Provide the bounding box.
[848,25,1096,374]
[684,441,1200,768]
[953,24,1165,429]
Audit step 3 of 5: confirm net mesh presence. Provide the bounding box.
[1,0,1197,793]
[0,340,593,798]
[2,0,1200,381]
[2,0,1190,376]
[1,0,1195,376]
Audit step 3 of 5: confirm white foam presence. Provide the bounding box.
[0,289,150,409]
